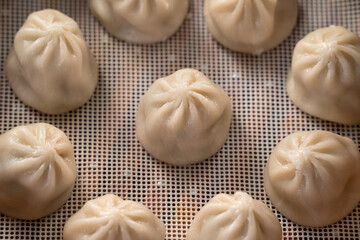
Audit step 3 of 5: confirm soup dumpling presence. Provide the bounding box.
[6,9,98,114]
[264,130,360,227]
[204,0,298,54]
[0,123,76,220]
[136,69,231,166]
[90,0,189,43]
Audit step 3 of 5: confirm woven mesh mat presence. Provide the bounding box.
[0,0,359,239]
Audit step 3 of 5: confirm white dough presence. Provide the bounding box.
[186,192,282,240]
[0,123,76,220]
[287,26,360,124]
[90,0,189,43]
[6,9,98,114]
[136,69,231,166]
[264,130,360,227]
[63,194,166,240]
[204,0,298,54]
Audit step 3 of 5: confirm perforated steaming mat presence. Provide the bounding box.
[0,0,359,239]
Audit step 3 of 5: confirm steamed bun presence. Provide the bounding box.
[186,192,282,240]
[264,130,360,227]
[63,194,165,240]
[287,26,360,124]
[90,0,189,43]
[204,0,298,54]
[0,123,76,220]
[6,9,98,114]
[136,69,231,166]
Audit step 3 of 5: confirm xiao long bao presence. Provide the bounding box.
[136,69,231,166]
[287,26,360,124]
[264,130,360,227]
[186,192,282,240]
[0,123,76,220]
[204,0,298,54]
[6,9,98,115]
[90,0,189,43]
[63,194,165,240]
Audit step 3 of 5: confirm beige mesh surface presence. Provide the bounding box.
[0,0,359,239]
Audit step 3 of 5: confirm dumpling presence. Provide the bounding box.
[204,0,298,54]
[6,9,98,115]
[90,0,189,43]
[287,26,360,124]
[63,194,166,240]
[0,123,76,220]
[136,69,231,166]
[186,192,282,240]
[264,130,360,227]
